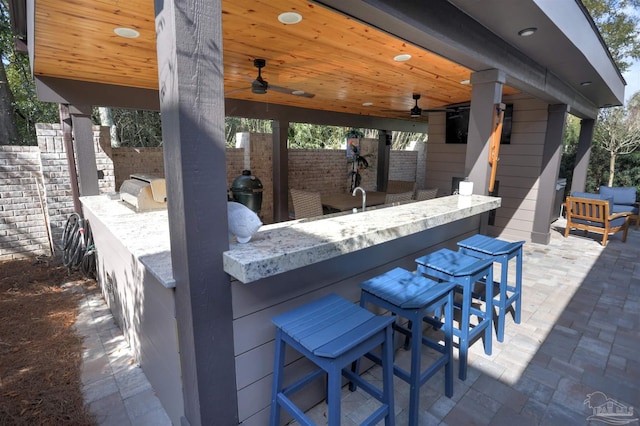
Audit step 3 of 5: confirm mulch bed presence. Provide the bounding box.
[0,258,96,425]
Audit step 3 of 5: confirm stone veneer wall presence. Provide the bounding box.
[1,128,422,259]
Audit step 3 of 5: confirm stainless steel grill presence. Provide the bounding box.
[119,174,167,212]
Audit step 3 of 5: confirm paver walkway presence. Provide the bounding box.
[78,219,639,425]
[75,286,171,425]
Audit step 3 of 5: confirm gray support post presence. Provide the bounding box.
[570,118,595,193]
[377,130,391,191]
[153,0,238,425]
[70,106,99,196]
[272,120,290,222]
[465,69,506,195]
[531,104,569,244]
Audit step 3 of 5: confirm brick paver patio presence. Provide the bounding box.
[81,219,640,425]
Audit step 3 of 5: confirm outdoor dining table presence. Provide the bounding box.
[321,191,387,212]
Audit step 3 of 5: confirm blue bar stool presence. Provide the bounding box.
[457,234,525,342]
[355,267,456,426]
[270,293,395,426]
[415,249,494,381]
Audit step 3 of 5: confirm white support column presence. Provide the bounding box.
[70,105,100,196]
[465,69,506,195]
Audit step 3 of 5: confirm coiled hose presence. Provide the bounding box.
[61,213,96,278]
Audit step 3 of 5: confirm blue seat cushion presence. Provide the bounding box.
[610,203,639,215]
[570,191,602,200]
[573,216,626,228]
[599,186,637,206]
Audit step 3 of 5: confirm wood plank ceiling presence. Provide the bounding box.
[33,0,517,121]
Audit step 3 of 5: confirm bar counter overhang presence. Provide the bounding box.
[224,194,501,283]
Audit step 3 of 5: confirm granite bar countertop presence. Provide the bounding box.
[80,195,176,288]
[224,195,500,283]
[81,194,500,287]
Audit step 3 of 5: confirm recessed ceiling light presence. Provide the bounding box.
[393,54,412,62]
[518,27,537,37]
[580,81,592,86]
[460,79,471,85]
[278,12,302,24]
[291,90,306,96]
[362,102,373,107]
[114,27,140,38]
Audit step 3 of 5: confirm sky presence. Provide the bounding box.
[622,59,639,104]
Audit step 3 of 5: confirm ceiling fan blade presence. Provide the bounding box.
[225,87,250,96]
[268,84,315,98]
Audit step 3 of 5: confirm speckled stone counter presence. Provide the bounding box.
[224,194,500,283]
[80,195,175,288]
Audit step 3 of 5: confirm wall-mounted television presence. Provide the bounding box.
[446,103,513,144]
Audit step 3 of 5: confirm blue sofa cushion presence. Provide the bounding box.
[610,204,639,215]
[573,216,626,228]
[570,191,602,200]
[599,186,636,206]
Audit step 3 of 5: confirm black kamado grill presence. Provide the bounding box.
[230,170,263,215]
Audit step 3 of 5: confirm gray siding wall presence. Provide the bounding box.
[425,94,549,241]
[85,207,184,425]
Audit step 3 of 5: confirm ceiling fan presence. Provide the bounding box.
[408,94,455,117]
[382,93,455,117]
[226,59,315,98]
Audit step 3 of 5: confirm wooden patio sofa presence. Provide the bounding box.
[564,193,631,246]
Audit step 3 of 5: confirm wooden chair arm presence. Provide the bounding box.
[608,211,631,220]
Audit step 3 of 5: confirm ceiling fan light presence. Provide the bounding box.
[410,107,422,117]
[278,12,302,24]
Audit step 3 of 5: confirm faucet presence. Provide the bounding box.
[352,187,366,212]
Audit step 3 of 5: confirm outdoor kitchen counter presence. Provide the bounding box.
[80,195,175,288]
[224,194,501,283]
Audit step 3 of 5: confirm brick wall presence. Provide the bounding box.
[0,124,113,261]
[112,147,164,190]
[0,145,50,261]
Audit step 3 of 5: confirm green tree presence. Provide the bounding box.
[592,105,640,185]
[582,0,640,73]
[0,1,57,145]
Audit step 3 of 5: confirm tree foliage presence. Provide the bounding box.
[582,0,640,73]
[593,105,640,185]
[0,1,57,145]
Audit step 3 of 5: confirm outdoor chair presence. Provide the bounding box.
[415,188,438,201]
[564,194,630,245]
[290,189,323,219]
[385,191,414,205]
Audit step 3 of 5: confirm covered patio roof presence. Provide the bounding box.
[10,0,625,121]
